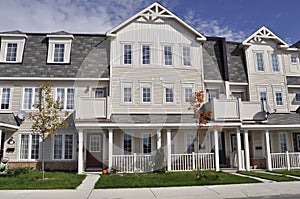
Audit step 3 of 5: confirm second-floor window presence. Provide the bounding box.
[275,92,283,105]
[0,88,10,110]
[256,52,264,71]
[271,54,279,72]
[184,87,193,103]
[296,93,300,102]
[259,91,267,101]
[123,87,132,103]
[165,87,174,103]
[182,46,191,66]
[142,45,150,64]
[53,44,65,63]
[23,87,38,110]
[164,46,172,66]
[291,55,298,64]
[142,87,151,103]
[124,44,132,64]
[56,88,74,109]
[6,43,17,62]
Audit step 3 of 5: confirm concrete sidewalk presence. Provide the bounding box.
[1,174,300,199]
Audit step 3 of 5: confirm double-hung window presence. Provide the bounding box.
[23,87,38,110]
[259,91,267,101]
[279,133,287,153]
[142,87,151,103]
[182,46,191,66]
[6,43,17,62]
[123,87,132,103]
[291,55,298,64]
[256,52,264,71]
[20,134,40,160]
[53,44,65,63]
[165,87,174,103]
[124,44,132,64]
[271,54,279,72]
[184,87,193,103]
[53,134,74,160]
[123,134,132,155]
[56,88,74,109]
[142,45,150,64]
[143,134,151,154]
[296,93,300,102]
[275,92,283,105]
[164,46,172,66]
[0,88,10,110]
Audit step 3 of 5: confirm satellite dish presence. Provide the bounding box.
[219,94,226,100]
[17,111,27,121]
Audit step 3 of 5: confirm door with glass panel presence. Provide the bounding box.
[86,134,103,169]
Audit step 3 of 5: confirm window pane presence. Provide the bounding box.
[256,53,264,71]
[165,88,173,102]
[23,88,33,109]
[296,93,300,102]
[123,87,132,102]
[66,88,74,109]
[54,135,63,159]
[6,43,17,61]
[280,133,287,153]
[143,134,151,154]
[142,45,150,64]
[124,134,132,155]
[184,88,192,103]
[183,46,191,66]
[186,134,195,153]
[90,135,101,152]
[291,56,297,64]
[1,88,10,109]
[95,89,104,98]
[271,54,279,72]
[142,87,151,102]
[260,91,267,101]
[57,88,65,109]
[208,92,216,102]
[124,44,132,64]
[20,135,29,159]
[164,46,172,65]
[275,92,283,105]
[54,44,65,62]
[31,135,40,159]
[64,135,73,159]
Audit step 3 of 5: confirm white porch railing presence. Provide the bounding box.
[112,154,152,173]
[171,153,215,171]
[271,151,300,170]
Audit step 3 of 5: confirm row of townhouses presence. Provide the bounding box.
[1,2,300,173]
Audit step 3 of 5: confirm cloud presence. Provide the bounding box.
[183,10,247,42]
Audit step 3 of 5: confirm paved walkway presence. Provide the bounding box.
[1,174,300,199]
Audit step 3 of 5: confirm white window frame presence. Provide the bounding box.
[142,133,152,154]
[52,133,75,160]
[164,84,175,104]
[182,84,194,104]
[274,92,283,106]
[141,44,151,65]
[255,52,264,72]
[56,87,75,110]
[123,43,132,65]
[290,55,298,65]
[271,53,279,72]
[140,82,152,104]
[46,35,73,64]
[19,133,40,161]
[182,46,191,66]
[259,91,267,102]
[121,82,133,104]
[123,133,134,155]
[163,45,173,66]
[0,87,11,110]
[0,35,27,63]
[295,93,300,102]
[279,133,288,153]
[22,87,38,110]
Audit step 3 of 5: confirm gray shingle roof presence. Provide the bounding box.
[287,76,300,85]
[226,42,248,83]
[0,33,109,78]
[265,112,300,125]
[0,113,19,126]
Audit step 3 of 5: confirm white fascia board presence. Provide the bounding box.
[229,82,249,85]
[287,85,300,88]
[241,124,300,130]
[46,34,74,39]
[0,34,28,38]
[0,77,109,81]
[0,123,20,130]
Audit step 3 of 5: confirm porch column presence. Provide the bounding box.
[265,130,272,171]
[167,129,171,171]
[78,129,83,174]
[225,81,230,99]
[214,129,220,171]
[157,130,161,149]
[236,128,244,170]
[108,129,113,169]
[244,130,251,171]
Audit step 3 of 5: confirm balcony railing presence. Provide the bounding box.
[76,96,110,119]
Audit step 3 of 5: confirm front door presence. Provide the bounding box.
[293,133,300,152]
[219,131,226,165]
[0,132,5,159]
[86,134,103,169]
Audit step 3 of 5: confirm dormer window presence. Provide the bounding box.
[47,33,73,64]
[0,32,27,63]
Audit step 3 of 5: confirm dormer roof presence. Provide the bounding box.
[242,26,289,48]
[0,30,27,38]
[106,2,206,42]
[46,31,74,39]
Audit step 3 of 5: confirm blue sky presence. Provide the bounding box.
[0,0,299,44]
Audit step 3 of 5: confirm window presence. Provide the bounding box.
[142,45,150,64]
[123,87,132,103]
[53,44,65,62]
[279,133,287,153]
[259,91,267,101]
[165,87,174,103]
[53,134,74,160]
[56,88,74,109]
[164,46,172,65]
[143,134,151,154]
[291,56,298,64]
[94,88,105,98]
[271,54,279,72]
[186,133,195,153]
[124,44,132,64]
[207,91,216,102]
[0,88,10,109]
[184,87,193,103]
[20,134,40,160]
[6,43,17,61]
[256,52,264,71]
[90,135,101,152]
[123,134,132,155]
[296,93,300,102]
[275,92,283,105]
[182,46,191,66]
[142,87,151,103]
[23,87,38,110]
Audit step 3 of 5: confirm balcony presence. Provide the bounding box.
[76,96,110,119]
[205,99,265,122]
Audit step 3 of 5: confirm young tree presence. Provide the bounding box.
[188,91,212,179]
[28,83,68,180]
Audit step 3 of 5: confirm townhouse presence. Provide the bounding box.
[1,2,300,173]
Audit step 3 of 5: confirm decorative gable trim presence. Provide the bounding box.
[106,2,206,42]
[242,26,289,48]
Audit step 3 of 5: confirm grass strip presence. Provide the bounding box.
[270,170,300,177]
[95,170,259,189]
[239,171,298,182]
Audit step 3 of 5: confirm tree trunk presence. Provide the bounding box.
[42,139,45,180]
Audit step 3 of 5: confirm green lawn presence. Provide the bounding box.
[239,171,298,182]
[0,169,86,190]
[95,170,259,189]
[270,170,300,177]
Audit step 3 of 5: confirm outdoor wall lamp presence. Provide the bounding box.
[7,137,15,145]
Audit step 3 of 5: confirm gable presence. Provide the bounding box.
[107,2,206,42]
